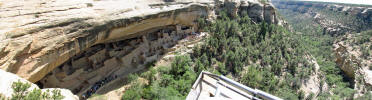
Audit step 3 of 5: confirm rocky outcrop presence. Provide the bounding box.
[238,0,286,25]
[333,33,372,97]
[334,43,359,79]
[312,13,353,36]
[300,55,328,98]
[0,69,78,100]
[0,0,283,97]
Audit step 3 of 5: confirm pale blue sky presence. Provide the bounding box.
[302,0,372,5]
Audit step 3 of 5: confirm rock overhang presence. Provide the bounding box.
[0,2,210,83]
[0,0,282,84]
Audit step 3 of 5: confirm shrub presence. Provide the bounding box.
[241,66,264,89]
[122,55,196,100]
[10,80,64,100]
[121,89,141,100]
[11,81,31,100]
[51,89,64,100]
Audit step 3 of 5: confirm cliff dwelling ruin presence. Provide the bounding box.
[0,0,288,99]
[36,25,198,98]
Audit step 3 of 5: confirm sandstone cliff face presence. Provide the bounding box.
[0,0,209,83]
[333,33,372,96]
[221,0,285,25]
[0,0,282,92]
[0,69,78,99]
[300,55,329,98]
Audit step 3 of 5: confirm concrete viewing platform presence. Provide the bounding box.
[186,71,283,100]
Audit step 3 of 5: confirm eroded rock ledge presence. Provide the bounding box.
[333,35,372,96]
[0,0,283,96]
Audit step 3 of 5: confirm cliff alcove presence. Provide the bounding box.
[36,25,196,97]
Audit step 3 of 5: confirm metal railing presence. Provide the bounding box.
[189,71,283,100]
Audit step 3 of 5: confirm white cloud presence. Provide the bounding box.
[301,0,372,5]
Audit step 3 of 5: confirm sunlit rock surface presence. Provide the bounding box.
[0,69,78,100]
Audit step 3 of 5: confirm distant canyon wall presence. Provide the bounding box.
[273,1,372,36]
[273,1,372,97]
